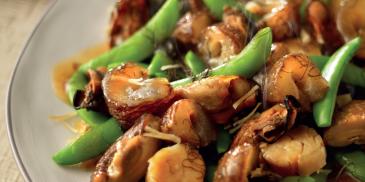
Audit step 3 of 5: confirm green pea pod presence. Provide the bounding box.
[53,118,122,165]
[65,0,181,126]
[281,170,331,182]
[202,0,260,21]
[313,37,362,127]
[310,55,365,88]
[66,71,110,126]
[66,71,87,102]
[171,27,272,87]
[148,50,173,77]
[311,170,331,182]
[281,176,315,182]
[202,0,236,19]
[107,62,122,70]
[76,109,110,127]
[108,62,149,70]
[184,51,207,76]
[205,165,217,182]
[335,149,365,181]
[216,127,231,154]
[212,27,272,77]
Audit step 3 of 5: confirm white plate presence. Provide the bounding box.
[6,0,114,181]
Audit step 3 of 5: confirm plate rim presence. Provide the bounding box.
[5,1,58,181]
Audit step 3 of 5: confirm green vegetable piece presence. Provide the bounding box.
[66,72,110,126]
[108,62,149,70]
[76,109,110,127]
[205,165,217,182]
[311,170,331,182]
[202,0,236,19]
[171,27,272,87]
[313,37,362,127]
[53,118,122,165]
[67,71,87,102]
[148,50,173,77]
[184,51,207,76]
[335,150,365,181]
[310,55,365,88]
[216,127,231,154]
[212,27,272,77]
[281,176,315,182]
[280,170,331,182]
[203,0,260,21]
[107,62,122,70]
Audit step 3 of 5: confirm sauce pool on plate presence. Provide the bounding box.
[52,42,109,104]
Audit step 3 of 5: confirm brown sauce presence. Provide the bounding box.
[51,42,109,104]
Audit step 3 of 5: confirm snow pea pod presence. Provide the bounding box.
[335,149,365,181]
[53,118,122,165]
[66,71,109,126]
[281,170,331,182]
[184,51,207,76]
[216,127,231,154]
[202,0,259,21]
[206,165,217,182]
[148,50,173,78]
[107,62,148,70]
[202,0,236,19]
[313,37,361,127]
[310,55,365,88]
[171,27,272,87]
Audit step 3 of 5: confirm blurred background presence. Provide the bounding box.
[0,0,49,181]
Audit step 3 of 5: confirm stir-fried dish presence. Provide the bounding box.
[51,0,365,181]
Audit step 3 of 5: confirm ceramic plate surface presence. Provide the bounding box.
[6,0,114,181]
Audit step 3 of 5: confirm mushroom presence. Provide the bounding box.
[172,0,214,48]
[214,98,298,182]
[172,9,214,46]
[324,100,365,147]
[161,99,216,147]
[262,53,328,110]
[187,0,205,13]
[261,125,326,176]
[267,39,321,66]
[91,114,161,182]
[259,1,300,41]
[282,39,322,56]
[102,63,174,128]
[175,76,252,113]
[146,143,205,182]
[330,0,365,59]
[214,143,259,182]
[108,0,149,47]
[198,7,248,67]
[73,68,109,114]
[232,99,298,146]
[245,0,292,16]
[267,42,290,65]
[306,0,344,49]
